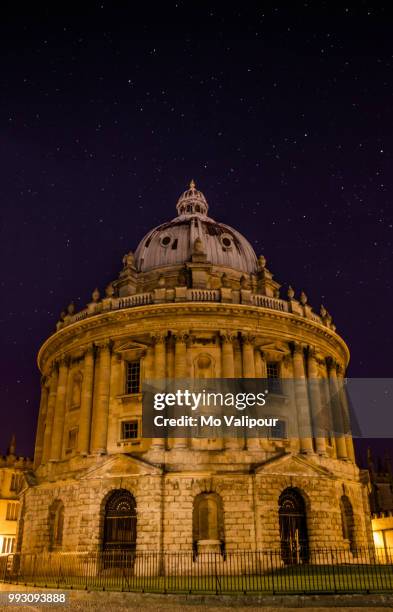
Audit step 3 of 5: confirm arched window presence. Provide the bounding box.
[340,495,355,552]
[103,489,137,553]
[279,488,308,565]
[49,500,64,551]
[193,492,225,556]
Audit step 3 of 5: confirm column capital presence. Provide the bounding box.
[40,375,48,388]
[173,331,189,344]
[293,341,306,355]
[58,354,70,368]
[336,363,345,377]
[241,332,256,345]
[220,330,236,344]
[152,331,167,344]
[325,356,338,372]
[83,343,95,358]
[95,339,112,352]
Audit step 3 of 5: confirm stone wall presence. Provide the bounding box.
[20,457,372,557]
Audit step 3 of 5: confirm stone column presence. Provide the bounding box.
[42,365,58,464]
[33,376,49,468]
[337,365,355,462]
[91,341,111,454]
[49,356,69,461]
[307,347,327,455]
[327,358,348,460]
[259,351,268,378]
[166,336,175,378]
[221,332,240,450]
[173,333,188,449]
[78,345,95,455]
[154,333,167,379]
[254,349,262,378]
[242,334,260,450]
[152,335,166,449]
[292,343,314,454]
[242,334,256,377]
[221,332,235,377]
[62,361,75,457]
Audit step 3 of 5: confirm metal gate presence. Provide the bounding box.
[103,489,137,554]
[279,488,309,565]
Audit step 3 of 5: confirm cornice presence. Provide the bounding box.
[37,302,350,371]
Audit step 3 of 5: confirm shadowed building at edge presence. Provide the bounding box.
[18,182,373,564]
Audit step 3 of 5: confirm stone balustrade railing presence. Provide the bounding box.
[57,287,329,331]
[251,294,289,312]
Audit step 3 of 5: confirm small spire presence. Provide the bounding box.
[8,434,16,456]
[189,179,196,189]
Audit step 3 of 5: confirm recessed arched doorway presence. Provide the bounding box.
[279,488,309,564]
[103,489,137,553]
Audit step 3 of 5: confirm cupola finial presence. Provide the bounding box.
[176,181,209,217]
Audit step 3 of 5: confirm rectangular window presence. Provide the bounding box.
[6,502,18,521]
[125,360,140,394]
[121,420,139,440]
[10,474,16,491]
[267,362,282,394]
[67,428,78,451]
[2,537,15,553]
[270,420,287,439]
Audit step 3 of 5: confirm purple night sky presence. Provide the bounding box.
[1,4,392,466]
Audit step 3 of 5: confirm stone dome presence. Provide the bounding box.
[134,181,258,274]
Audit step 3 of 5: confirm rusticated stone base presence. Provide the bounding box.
[19,451,373,556]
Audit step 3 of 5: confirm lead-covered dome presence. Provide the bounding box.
[134,181,258,274]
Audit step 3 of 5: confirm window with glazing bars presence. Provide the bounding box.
[125,360,140,394]
[267,362,282,393]
[121,420,139,440]
[6,503,18,521]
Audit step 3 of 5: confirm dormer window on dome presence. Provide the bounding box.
[176,180,209,216]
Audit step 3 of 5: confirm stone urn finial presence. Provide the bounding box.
[287,285,295,299]
[221,273,231,288]
[105,282,115,298]
[300,291,308,305]
[320,304,327,317]
[60,310,67,321]
[258,255,266,270]
[92,288,100,303]
[67,302,75,315]
[240,275,249,290]
[158,274,165,287]
[7,434,16,456]
[123,251,135,268]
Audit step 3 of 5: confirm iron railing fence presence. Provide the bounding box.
[0,548,392,594]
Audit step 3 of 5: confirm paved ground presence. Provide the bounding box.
[1,583,393,611]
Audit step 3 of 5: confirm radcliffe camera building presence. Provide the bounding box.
[18,183,373,560]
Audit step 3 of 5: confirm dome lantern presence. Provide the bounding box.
[176,180,209,217]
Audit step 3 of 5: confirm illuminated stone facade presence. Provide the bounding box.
[0,437,33,554]
[19,183,373,558]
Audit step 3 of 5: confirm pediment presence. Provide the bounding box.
[254,453,335,478]
[115,339,150,353]
[77,454,162,481]
[258,340,289,354]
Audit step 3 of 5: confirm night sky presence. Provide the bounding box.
[1,3,392,465]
